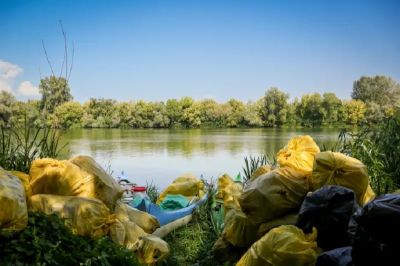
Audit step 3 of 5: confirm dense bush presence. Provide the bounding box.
[0,212,139,266]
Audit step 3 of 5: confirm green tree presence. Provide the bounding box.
[0,91,16,127]
[82,98,119,128]
[39,76,73,114]
[181,102,202,128]
[262,87,289,127]
[352,76,400,107]
[243,100,263,127]
[224,99,245,127]
[343,99,367,125]
[297,93,325,127]
[322,92,343,125]
[53,101,84,128]
[166,99,183,127]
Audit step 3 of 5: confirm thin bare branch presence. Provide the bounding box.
[67,41,74,81]
[59,20,68,79]
[42,40,55,76]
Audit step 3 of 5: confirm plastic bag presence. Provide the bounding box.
[311,152,370,205]
[157,173,204,204]
[236,225,320,266]
[239,167,310,223]
[10,171,32,198]
[250,165,272,181]
[276,135,320,175]
[30,157,123,209]
[69,155,123,209]
[316,247,353,266]
[114,200,160,233]
[297,185,357,251]
[351,194,400,266]
[258,213,298,237]
[212,237,246,263]
[136,235,170,264]
[222,209,259,247]
[159,194,190,210]
[29,194,112,238]
[0,167,28,233]
[216,174,242,212]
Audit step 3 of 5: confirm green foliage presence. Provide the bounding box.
[262,87,289,127]
[296,93,325,127]
[352,75,400,107]
[160,193,225,266]
[39,76,73,114]
[0,118,65,172]
[53,101,84,128]
[0,91,16,127]
[83,98,119,128]
[0,211,139,266]
[339,110,400,194]
[242,154,276,182]
[343,99,366,125]
[146,181,160,203]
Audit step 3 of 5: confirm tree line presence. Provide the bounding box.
[1,75,399,129]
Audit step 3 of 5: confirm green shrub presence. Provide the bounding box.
[0,212,139,266]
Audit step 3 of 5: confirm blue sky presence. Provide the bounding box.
[1,0,399,102]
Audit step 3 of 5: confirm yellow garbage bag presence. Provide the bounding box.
[10,170,32,198]
[257,213,298,237]
[157,173,204,204]
[114,200,160,233]
[223,209,259,247]
[109,217,169,264]
[136,235,170,265]
[30,157,123,209]
[109,218,126,245]
[250,165,272,181]
[236,225,320,266]
[0,167,28,233]
[311,152,370,205]
[239,167,310,223]
[29,194,113,238]
[216,174,242,212]
[122,220,148,250]
[277,135,320,175]
[362,184,376,205]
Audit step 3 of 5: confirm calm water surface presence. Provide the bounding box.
[62,128,339,189]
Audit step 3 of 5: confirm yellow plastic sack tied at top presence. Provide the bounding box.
[10,170,32,198]
[222,208,259,247]
[277,135,320,175]
[0,167,28,233]
[157,173,205,204]
[216,174,243,212]
[29,194,113,238]
[136,235,170,265]
[250,165,272,182]
[239,167,310,224]
[114,200,160,233]
[110,219,169,264]
[236,225,320,266]
[311,152,372,205]
[257,212,298,238]
[30,156,123,210]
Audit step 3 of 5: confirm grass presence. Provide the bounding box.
[0,117,66,172]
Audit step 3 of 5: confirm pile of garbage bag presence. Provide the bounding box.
[0,156,169,265]
[213,135,387,266]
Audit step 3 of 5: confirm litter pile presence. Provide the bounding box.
[0,156,170,265]
[212,135,397,266]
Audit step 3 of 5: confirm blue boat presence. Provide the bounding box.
[129,193,208,226]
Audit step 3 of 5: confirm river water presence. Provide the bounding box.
[62,128,340,189]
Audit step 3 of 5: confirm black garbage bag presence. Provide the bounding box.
[316,247,353,266]
[296,185,357,250]
[352,194,400,266]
